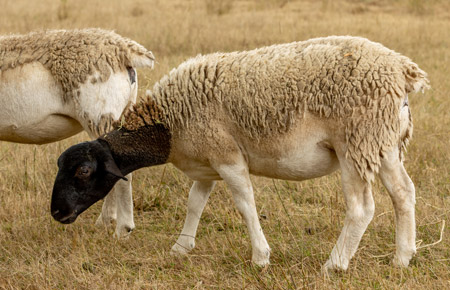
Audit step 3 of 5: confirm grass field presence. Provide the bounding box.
[0,0,449,288]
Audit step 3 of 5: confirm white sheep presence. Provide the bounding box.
[0,28,155,237]
[50,36,429,271]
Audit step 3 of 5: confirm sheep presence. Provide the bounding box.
[0,28,155,237]
[50,36,429,271]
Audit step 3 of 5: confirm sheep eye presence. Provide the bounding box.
[75,166,92,178]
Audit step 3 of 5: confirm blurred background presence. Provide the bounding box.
[0,0,449,288]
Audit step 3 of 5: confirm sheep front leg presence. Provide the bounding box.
[95,189,117,227]
[324,161,375,271]
[217,164,271,266]
[171,180,216,255]
[379,149,416,267]
[94,174,135,238]
[113,174,135,238]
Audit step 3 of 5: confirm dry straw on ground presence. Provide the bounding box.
[0,0,449,289]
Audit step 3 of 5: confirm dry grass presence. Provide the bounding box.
[0,0,449,288]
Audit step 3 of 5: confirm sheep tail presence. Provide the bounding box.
[394,59,429,165]
[130,50,155,69]
[121,34,155,68]
[402,60,430,94]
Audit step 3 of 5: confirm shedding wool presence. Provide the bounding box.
[0,28,154,102]
[121,36,429,181]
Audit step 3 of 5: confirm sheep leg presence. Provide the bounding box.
[89,126,135,238]
[324,161,375,271]
[171,180,216,255]
[113,174,135,238]
[217,163,271,266]
[95,189,117,227]
[94,174,135,238]
[379,148,416,267]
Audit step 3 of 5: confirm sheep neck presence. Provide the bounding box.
[100,123,171,175]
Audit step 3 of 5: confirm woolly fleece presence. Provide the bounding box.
[0,28,154,103]
[121,36,429,181]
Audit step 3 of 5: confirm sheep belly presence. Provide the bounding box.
[174,135,339,182]
[0,114,83,144]
[246,138,339,181]
[232,112,340,181]
[0,62,83,144]
[171,113,340,182]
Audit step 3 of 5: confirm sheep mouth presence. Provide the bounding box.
[52,209,79,224]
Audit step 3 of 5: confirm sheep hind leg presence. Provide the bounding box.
[216,163,271,266]
[379,148,416,267]
[323,159,375,272]
[171,180,216,255]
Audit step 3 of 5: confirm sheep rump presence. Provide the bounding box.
[0,28,154,104]
[123,36,429,182]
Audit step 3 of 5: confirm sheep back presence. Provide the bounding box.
[0,28,154,103]
[125,36,429,181]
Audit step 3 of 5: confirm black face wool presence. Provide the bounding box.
[102,123,172,175]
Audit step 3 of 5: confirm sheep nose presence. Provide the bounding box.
[51,209,63,220]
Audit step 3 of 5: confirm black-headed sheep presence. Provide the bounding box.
[0,28,154,237]
[50,36,429,270]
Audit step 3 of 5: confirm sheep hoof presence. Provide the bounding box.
[170,243,192,256]
[252,257,270,267]
[392,255,411,268]
[322,260,332,274]
[322,259,348,274]
[114,225,135,239]
[320,264,343,279]
[252,248,271,266]
[321,264,331,278]
[95,213,116,228]
[393,247,415,267]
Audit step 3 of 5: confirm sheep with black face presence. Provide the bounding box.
[51,36,429,271]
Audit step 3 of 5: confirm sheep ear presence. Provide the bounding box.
[104,158,128,181]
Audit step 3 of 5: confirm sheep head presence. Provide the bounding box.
[51,140,126,224]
